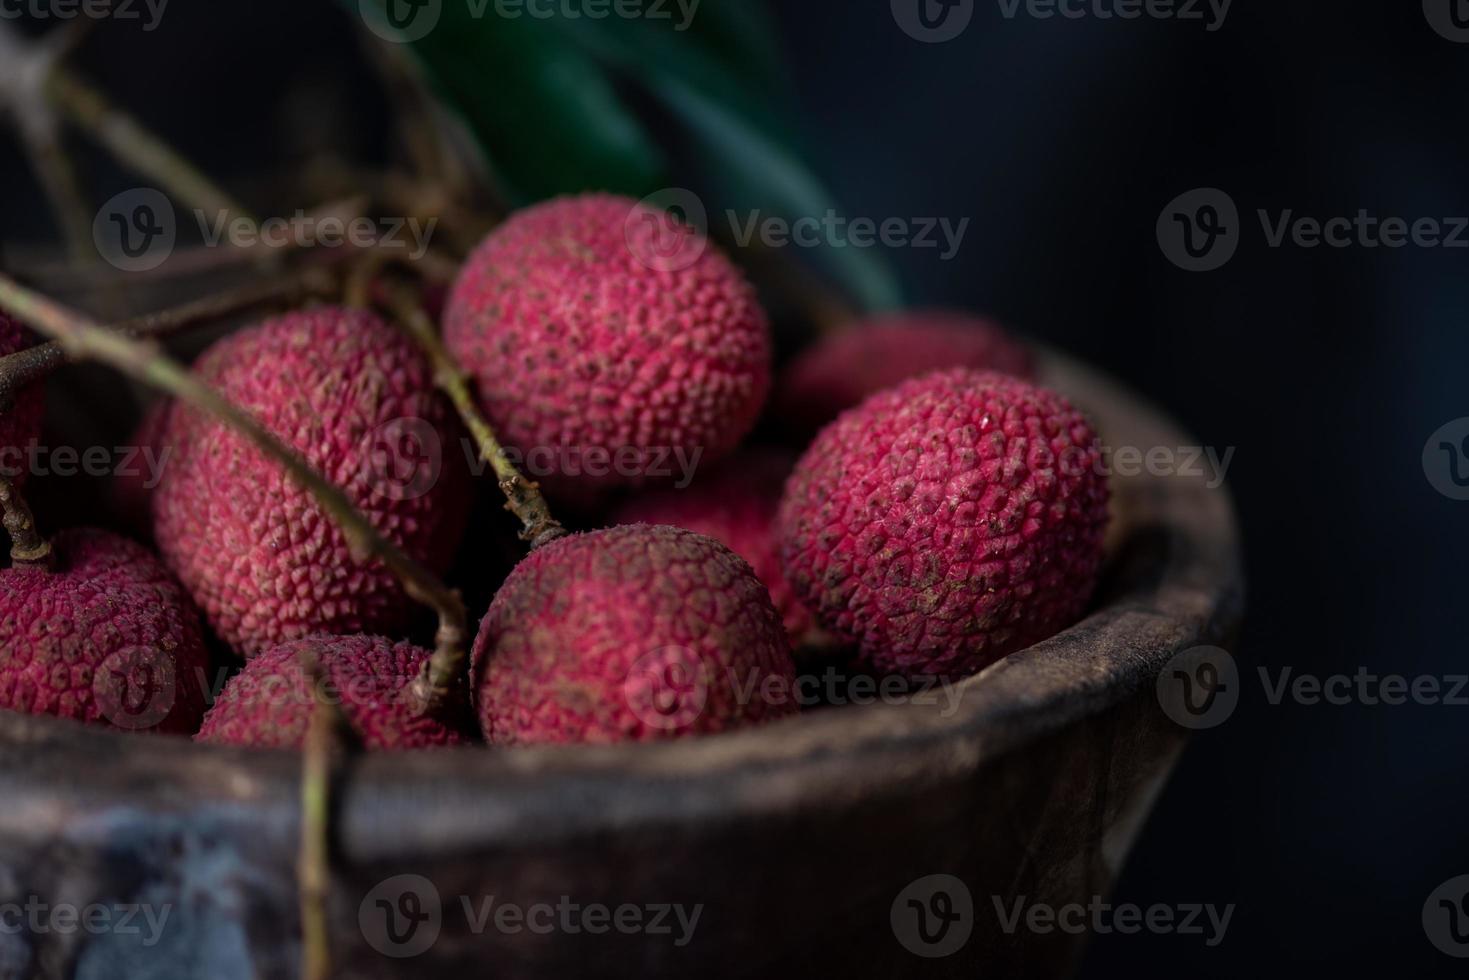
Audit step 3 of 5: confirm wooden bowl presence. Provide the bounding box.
[0,353,1243,979]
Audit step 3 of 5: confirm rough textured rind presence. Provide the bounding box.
[474,524,798,745]
[197,634,470,750]
[611,450,816,643]
[151,307,470,658]
[775,310,1034,438]
[778,369,1108,679]
[445,194,772,497]
[0,528,209,734]
[0,313,46,485]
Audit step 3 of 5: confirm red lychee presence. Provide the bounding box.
[0,528,210,733]
[774,310,1034,438]
[474,524,798,745]
[444,194,772,498]
[0,314,45,486]
[151,307,470,658]
[611,450,817,644]
[778,369,1108,679]
[196,634,470,751]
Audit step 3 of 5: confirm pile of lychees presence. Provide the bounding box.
[0,193,1109,751]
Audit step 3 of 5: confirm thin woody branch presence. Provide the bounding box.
[0,273,469,719]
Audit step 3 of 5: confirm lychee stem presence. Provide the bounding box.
[0,266,338,413]
[45,67,254,226]
[382,281,568,551]
[0,273,472,719]
[0,475,52,569]
[298,649,350,980]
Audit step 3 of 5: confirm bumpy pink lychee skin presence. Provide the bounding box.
[611,451,816,643]
[474,524,799,746]
[0,314,46,485]
[445,194,772,497]
[0,528,210,734]
[151,307,470,658]
[197,634,470,751]
[775,310,1034,438]
[778,369,1109,680]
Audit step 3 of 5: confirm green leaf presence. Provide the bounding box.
[645,73,905,312]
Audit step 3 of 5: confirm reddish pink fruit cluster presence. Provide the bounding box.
[445,194,771,498]
[0,314,45,485]
[611,450,815,644]
[775,310,1034,438]
[197,634,470,750]
[151,307,470,658]
[475,524,798,745]
[778,369,1109,679]
[0,528,209,733]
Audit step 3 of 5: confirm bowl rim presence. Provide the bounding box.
[0,352,1244,851]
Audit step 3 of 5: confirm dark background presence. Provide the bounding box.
[2,1,1465,976]
[770,3,1468,977]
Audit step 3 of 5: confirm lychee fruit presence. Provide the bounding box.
[778,369,1109,679]
[0,313,45,486]
[196,634,470,751]
[774,310,1034,438]
[0,527,210,733]
[474,523,798,745]
[611,450,818,644]
[151,306,471,658]
[444,194,772,498]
